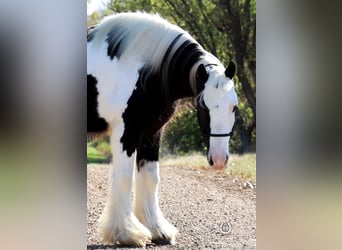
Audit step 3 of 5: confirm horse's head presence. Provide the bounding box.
[195,61,238,170]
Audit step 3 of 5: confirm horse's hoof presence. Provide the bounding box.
[152,221,178,245]
[140,216,178,245]
[100,213,152,247]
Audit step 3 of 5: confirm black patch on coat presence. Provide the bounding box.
[160,33,183,68]
[106,26,124,60]
[87,26,97,43]
[120,36,206,165]
[195,64,210,148]
[87,74,108,132]
[197,103,210,149]
[136,132,161,170]
[120,67,177,158]
[161,40,205,101]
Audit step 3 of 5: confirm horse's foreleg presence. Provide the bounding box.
[99,122,151,247]
[135,133,178,244]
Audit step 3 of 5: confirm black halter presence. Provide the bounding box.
[209,131,234,137]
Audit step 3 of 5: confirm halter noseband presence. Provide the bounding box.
[197,100,236,138]
[207,89,236,137]
[208,131,234,137]
[202,120,235,138]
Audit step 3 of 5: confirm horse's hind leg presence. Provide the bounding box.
[134,133,178,244]
[99,122,152,247]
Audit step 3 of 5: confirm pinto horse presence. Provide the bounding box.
[87,12,238,247]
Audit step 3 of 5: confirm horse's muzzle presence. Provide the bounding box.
[208,155,228,170]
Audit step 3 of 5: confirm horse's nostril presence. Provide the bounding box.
[225,156,229,164]
[209,156,214,166]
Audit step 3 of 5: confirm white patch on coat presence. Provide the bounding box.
[87,41,143,125]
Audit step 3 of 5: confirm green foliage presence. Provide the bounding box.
[87,138,111,163]
[161,101,206,155]
[107,0,154,12]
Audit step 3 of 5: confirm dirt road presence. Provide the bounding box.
[87,164,256,249]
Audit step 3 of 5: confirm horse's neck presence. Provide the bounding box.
[163,79,194,105]
[162,40,204,101]
[163,64,198,101]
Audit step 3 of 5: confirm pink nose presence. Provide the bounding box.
[209,155,228,170]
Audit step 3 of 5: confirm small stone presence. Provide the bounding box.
[243,181,255,189]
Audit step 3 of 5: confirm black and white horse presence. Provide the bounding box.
[87,12,238,247]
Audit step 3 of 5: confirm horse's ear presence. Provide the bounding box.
[196,64,209,84]
[225,61,236,79]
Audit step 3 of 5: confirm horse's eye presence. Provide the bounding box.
[232,105,237,113]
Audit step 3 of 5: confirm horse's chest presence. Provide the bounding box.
[88,47,143,123]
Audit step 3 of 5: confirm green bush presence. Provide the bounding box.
[161,100,241,155]
[87,137,112,163]
[161,103,206,155]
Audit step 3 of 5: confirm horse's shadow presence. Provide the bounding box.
[87,244,141,249]
[87,245,134,249]
[87,241,170,249]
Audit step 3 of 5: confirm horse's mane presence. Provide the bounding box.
[88,12,220,99]
[90,13,187,66]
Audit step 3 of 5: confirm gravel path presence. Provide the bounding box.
[87,164,256,249]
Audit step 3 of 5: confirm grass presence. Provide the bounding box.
[161,153,256,182]
[226,153,256,181]
[86,140,256,182]
[87,142,111,164]
[161,153,209,169]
